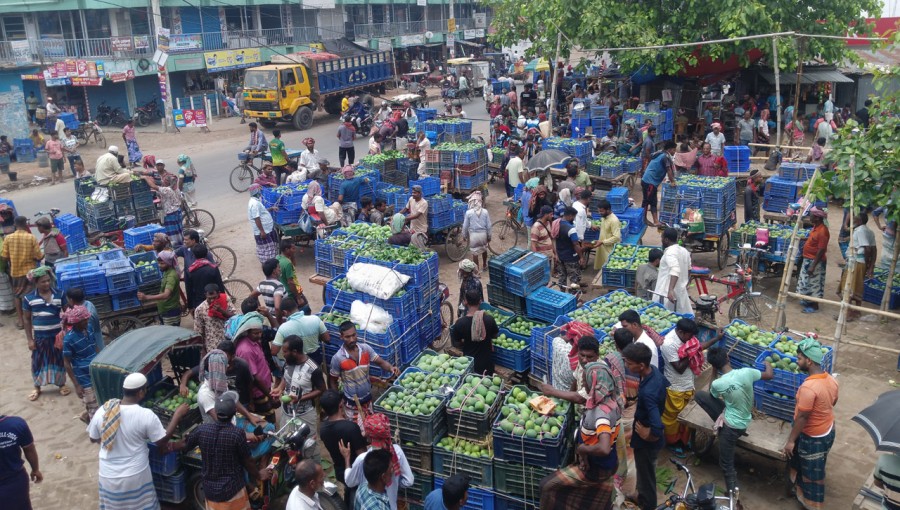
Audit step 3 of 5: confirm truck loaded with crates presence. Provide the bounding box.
[241,50,395,130]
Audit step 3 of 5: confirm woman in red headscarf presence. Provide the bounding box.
[341,413,414,510]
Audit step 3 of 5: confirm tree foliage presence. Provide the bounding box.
[483,0,881,74]
[812,30,899,225]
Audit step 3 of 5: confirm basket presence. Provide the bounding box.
[123,224,166,250]
[410,176,441,196]
[401,472,433,507]
[491,387,571,468]
[618,207,646,235]
[58,269,108,296]
[105,267,138,293]
[152,469,187,504]
[753,385,796,422]
[432,435,494,486]
[754,348,831,396]
[493,345,530,372]
[373,386,448,443]
[108,183,132,201]
[504,252,550,297]
[718,319,777,367]
[148,443,180,476]
[402,443,433,472]
[111,291,141,311]
[394,367,461,394]
[493,458,557,499]
[74,177,96,196]
[863,278,900,310]
[525,287,577,324]
[606,187,630,214]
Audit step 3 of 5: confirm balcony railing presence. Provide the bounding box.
[353,21,426,39]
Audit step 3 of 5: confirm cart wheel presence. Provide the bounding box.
[208,245,237,279]
[728,293,779,332]
[101,316,143,344]
[188,471,206,510]
[717,232,729,270]
[444,226,469,262]
[223,278,253,307]
[183,208,216,238]
[689,427,716,458]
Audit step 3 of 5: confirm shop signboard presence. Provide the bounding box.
[37,59,106,86]
[107,70,135,83]
[111,36,134,52]
[134,36,151,50]
[157,28,170,53]
[474,13,487,29]
[203,48,261,72]
[158,70,168,101]
[169,34,203,53]
[463,29,478,40]
[173,109,207,128]
[400,34,425,47]
[11,40,31,66]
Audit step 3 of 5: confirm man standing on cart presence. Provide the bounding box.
[654,227,693,315]
[329,321,400,423]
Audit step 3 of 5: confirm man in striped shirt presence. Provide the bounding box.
[255,258,285,323]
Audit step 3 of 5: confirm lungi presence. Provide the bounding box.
[790,428,836,510]
[254,230,279,265]
[540,464,616,510]
[98,466,160,510]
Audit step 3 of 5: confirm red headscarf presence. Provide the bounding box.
[364,414,400,476]
[561,321,595,370]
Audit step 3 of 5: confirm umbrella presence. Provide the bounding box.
[852,390,900,453]
[524,58,550,72]
[525,149,571,172]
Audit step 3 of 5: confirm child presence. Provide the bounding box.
[636,248,663,300]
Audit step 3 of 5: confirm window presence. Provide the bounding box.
[280,68,296,87]
[131,8,151,36]
[1,15,26,40]
[83,10,110,39]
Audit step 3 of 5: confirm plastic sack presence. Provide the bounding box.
[350,300,393,334]
[346,262,410,300]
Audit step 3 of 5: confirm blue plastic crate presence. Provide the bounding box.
[606,187,630,214]
[105,267,139,293]
[493,345,530,371]
[704,218,734,236]
[111,291,140,311]
[96,249,125,263]
[428,210,455,232]
[504,254,551,297]
[57,268,108,295]
[435,476,495,509]
[863,278,900,309]
[148,443,179,476]
[432,435,494,486]
[123,224,165,250]
[494,494,538,510]
[764,177,804,200]
[753,386,795,422]
[355,250,439,288]
[618,207,646,235]
[152,469,187,504]
[273,208,301,224]
[15,147,35,162]
[456,168,487,191]
[525,287,577,324]
[410,176,440,196]
[491,404,570,468]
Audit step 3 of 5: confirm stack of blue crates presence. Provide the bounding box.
[414,108,437,123]
[777,162,818,183]
[591,105,610,134]
[14,138,35,163]
[504,252,550,297]
[123,224,166,250]
[724,146,751,173]
[763,177,805,213]
[606,187,630,214]
[659,177,737,234]
[659,108,674,141]
[54,213,88,253]
[570,98,591,136]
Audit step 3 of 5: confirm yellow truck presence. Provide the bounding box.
[241,50,394,130]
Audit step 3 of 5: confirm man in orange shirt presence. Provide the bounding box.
[796,208,830,313]
[782,336,839,510]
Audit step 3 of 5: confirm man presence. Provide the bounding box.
[856,99,872,129]
[180,339,256,410]
[797,207,829,314]
[337,165,370,220]
[592,198,622,271]
[505,148,525,197]
[344,414,414,510]
[95,146,132,185]
[622,343,668,510]
[194,284,237,352]
[299,137,320,177]
[273,335,325,441]
[693,142,719,177]
[244,122,267,154]
[614,310,662,370]
[174,229,215,279]
[414,131,431,177]
[66,287,104,352]
[185,244,225,310]
[276,239,309,314]
[519,83,537,112]
[600,127,618,153]
[737,111,755,146]
[639,126,657,174]
[269,129,288,185]
[823,95,835,122]
[841,212,877,321]
[655,227,693,314]
[573,189,592,242]
[873,206,897,271]
[329,321,399,421]
[402,185,429,236]
[255,258,286,323]
[319,390,368,507]
[450,286,499,376]
[705,123,726,156]
[45,130,66,185]
[62,305,100,423]
[34,217,67,267]
[172,393,269,509]
[0,414,42,508]
[370,198,387,226]
[45,97,60,117]
[694,347,774,495]
[540,334,601,410]
[636,248,663,300]
[555,207,585,288]
[873,453,900,510]
[642,142,678,227]
[782,336,839,510]
[744,169,764,223]
[354,449,394,510]
[26,91,39,123]
[87,373,190,509]
[274,297,329,364]
[557,162,580,196]
[286,459,326,510]
[1,216,42,329]
[424,474,470,510]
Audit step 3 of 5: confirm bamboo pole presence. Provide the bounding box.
[881,235,900,312]
[792,37,805,129]
[783,292,900,320]
[832,155,856,368]
[748,142,808,150]
[772,37,783,148]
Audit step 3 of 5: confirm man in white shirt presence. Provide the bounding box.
[458,74,469,95]
[87,373,190,509]
[286,459,325,510]
[298,138,319,174]
[454,104,467,119]
[415,131,431,177]
[845,212,877,320]
[823,95,835,122]
[45,97,61,116]
[659,319,699,451]
[573,189,592,241]
[614,310,660,370]
[704,123,726,156]
[655,227,694,314]
[94,145,133,185]
[506,147,525,192]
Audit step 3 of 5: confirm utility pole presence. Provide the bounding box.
[150,0,174,133]
[792,37,805,134]
[772,36,783,148]
[548,32,562,127]
[448,0,455,59]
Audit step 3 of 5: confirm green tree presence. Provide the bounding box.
[483,0,880,74]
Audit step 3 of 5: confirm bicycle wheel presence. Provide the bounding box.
[717,232,730,270]
[728,293,779,331]
[444,226,470,262]
[223,279,253,307]
[183,208,216,238]
[489,219,521,255]
[230,165,254,193]
[209,245,237,278]
[94,132,107,147]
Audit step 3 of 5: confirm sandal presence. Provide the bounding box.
[28,389,40,401]
[79,411,90,424]
[58,385,71,396]
[15,323,24,330]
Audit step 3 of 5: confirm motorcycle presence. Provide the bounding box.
[133,96,162,127]
[96,102,129,127]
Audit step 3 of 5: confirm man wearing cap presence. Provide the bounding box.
[424,474,470,510]
[95,146,133,185]
[299,138,320,176]
[402,185,429,236]
[796,208,830,313]
[171,392,270,510]
[87,373,191,509]
[782,336,838,510]
[704,123,726,157]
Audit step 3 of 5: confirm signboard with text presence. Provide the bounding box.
[157,27,170,52]
[169,34,203,53]
[173,109,207,128]
[34,59,106,86]
[110,36,134,52]
[448,19,456,32]
[203,48,261,72]
[474,13,487,29]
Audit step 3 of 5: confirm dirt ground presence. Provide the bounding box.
[1,109,897,510]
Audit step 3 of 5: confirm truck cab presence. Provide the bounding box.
[242,64,315,130]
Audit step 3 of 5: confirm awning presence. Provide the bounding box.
[760,68,853,85]
[455,39,483,48]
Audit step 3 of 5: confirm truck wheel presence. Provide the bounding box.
[359,94,374,111]
[323,97,342,115]
[293,107,314,130]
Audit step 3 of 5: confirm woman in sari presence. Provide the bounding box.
[299,181,342,235]
[22,267,70,401]
[541,361,620,510]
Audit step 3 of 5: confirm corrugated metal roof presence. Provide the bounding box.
[760,69,854,85]
[844,48,900,73]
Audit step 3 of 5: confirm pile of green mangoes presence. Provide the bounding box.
[725,322,778,347]
[598,340,618,358]
[494,387,569,441]
[641,305,679,334]
[674,175,732,190]
[607,291,651,309]
[147,382,198,411]
[354,245,431,266]
[764,352,800,374]
[134,260,156,269]
[494,333,527,351]
[436,435,492,458]
[434,142,485,153]
[612,245,637,258]
[415,352,471,375]
[604,257,633,270]
[448,375,503,413]
[378,389,442,416]
[503,317,542,337]
[634,246,655,262]
[320,310,353,326]
[481,307,509,324]
[769,391,792,400]
[342,223,391,240]
[329,278,354,292]
[398,370,458,394]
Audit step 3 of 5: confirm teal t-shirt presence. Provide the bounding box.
[710,367,761,430]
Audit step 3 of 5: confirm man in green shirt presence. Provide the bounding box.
[276,239,309,314]
[269,129,287,185]
[695,347,774,495]
[137,251,182,326]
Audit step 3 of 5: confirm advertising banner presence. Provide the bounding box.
[173,109,207,128]
[203,48,261,72]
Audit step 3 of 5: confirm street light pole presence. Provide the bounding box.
[150,0,174,133]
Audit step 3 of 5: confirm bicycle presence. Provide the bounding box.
[656,458,740,510]
[489,199,526,255]
[230,152,262,193]
[180,193,216,238]
[688,245,779,331]
[191,229,237,279]
[74,121,106,148]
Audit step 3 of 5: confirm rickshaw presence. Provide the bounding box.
[89,326,344,510]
